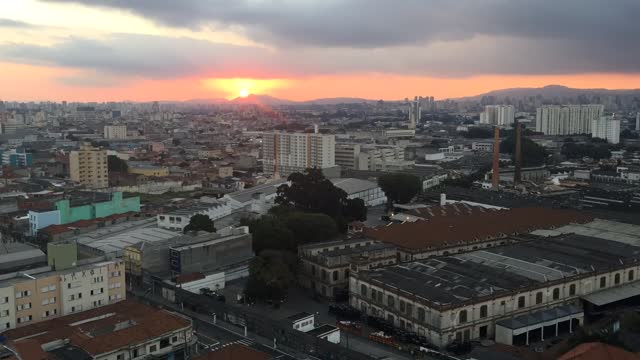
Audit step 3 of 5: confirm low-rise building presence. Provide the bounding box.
[103,125,127,140]
[351,223,640,348]
[299,238,396,299]
[157,201,233,231]
[128,163,170,177]
[330,178,387,207]
[2,300,194,360]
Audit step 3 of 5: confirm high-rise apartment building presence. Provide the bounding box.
[408,96,422,129]
[103,124,127,139]
[69,143,109,188]
[535,104,604,135]
[636,112,640,131]
[591,115,620,144]
[480,105,515,126]
[262,132,335,177]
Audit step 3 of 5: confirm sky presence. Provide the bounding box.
[1,0,640,102]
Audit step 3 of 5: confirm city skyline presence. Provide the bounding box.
[2,0,640,102]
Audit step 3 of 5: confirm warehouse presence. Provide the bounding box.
[350,222,640,348]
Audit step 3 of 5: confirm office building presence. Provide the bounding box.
[69,143,109,188]
[335,143,409,172]
[262,132,336,177]
[0,148,33,168]
[480,105,514,126]
[1,300,194,360]
[636,112,639,131]
[535,104,604,135]
[350,219,640,348]
[103,124,127,140]
[591,115,621,144]
[0,251,125,331]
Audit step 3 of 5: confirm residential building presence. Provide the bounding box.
[103,125,127,140]
[299,238,396,299]
[194,344,271,360]
[69,144,108,188]
[636,112,640,131]
[28,192,140,235]
[350,219,640,348]
[128,162,170,177]
[1,148,33,168]
[591,115,621,144]
[330,178,387,207]
[335,143,408,171]
[408,96,421,129]
[480,105,515,126]
[262,132,336,177]
[335,143,361,169]
[157,201,232,231]
[0,251,125,330]
[535,105,604,135]
[2,300,194,360]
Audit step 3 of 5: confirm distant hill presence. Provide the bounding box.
[456,85,640,101]
[182,95,376,106]
[301,97,374,105]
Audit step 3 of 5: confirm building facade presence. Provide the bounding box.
[103,125,127,140]
[69,144,108,188]
[591,115,621,144]
[1,148,33,168]
[262,132,336,177]
[480,105,515,126]
[535,104,604,135]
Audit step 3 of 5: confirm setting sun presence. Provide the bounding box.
[239,89,250,98]
[202,78,290,99]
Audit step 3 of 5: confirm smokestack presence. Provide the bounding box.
[514,122,522,185]
[492,126,500,190]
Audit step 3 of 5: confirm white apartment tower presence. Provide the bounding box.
[408,96,421,129]
[591,115,621,144]
[480,105,515,126]
[103,125,127,140]
[535,104,604,135]
[263,132,336,177]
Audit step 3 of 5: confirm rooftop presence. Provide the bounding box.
[286,312,313,322]
[365,207,592,250]
[76,222,176,255]
[358,229,640,308]
[226,180,286,204]
[3,300,191,358]
[305,324,339,337]
[330,178,379,194]
[193,344,270,360]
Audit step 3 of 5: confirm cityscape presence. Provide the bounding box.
[1,1,640,360]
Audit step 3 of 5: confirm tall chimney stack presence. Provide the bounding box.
[492,126,500,190]
[514,121,522,185]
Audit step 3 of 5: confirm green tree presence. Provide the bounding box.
[183,214,216,234]
[500,135,548,166]
[462,127,493,139]
[107,155,128,173]
[284,212,339,245]
[241,216,295,254]
[378,173,422,209]
[244,250,297,303]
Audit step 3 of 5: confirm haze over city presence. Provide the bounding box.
[2,0,640,102]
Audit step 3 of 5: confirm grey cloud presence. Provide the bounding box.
[41,0,640,49]
[0,18,36,28]
[1,32,640,81]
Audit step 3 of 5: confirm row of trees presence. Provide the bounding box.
[561,143,612,160]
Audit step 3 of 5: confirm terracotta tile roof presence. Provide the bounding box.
[365,207,592,250]
[557,342,640,360]
[3,300,191,359]
[194,344,271,360]
[11,339,48,360]
[175,272,205,285]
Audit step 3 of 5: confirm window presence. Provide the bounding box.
[418,308,426,322]
[536,292,543,304]
[0,310,9,317]
[630,270,635,281]
[0,297,8,304]
[518,296,525,309]
[311,266,316,276]
[133,349,139,358]
[569,284,576,296]
[344,269,349,279]
[160,338,170,348]
[333,271,338,281]
[406,303,413,315]
[360,284,367,297]
[171,336,178,343]
[400,300,406,312]
[553,288,560,300]
[371,289,377,301]
[459,310,468,324]
[387,295,395,308]
[117,354,124,360]
[615,273,621,285]
[600,276,607,289]
[480,305,488,318]
[322,270,327,281]
[149,345,157,353]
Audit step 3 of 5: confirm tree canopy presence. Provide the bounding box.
[276,168,366,226]
[241,215,295,254]
[183,214,216,234]
[244,250,297,304]
[378,173,422,209]
[500,135,547,166]
[462,127,493,139]
[561,143,611,160]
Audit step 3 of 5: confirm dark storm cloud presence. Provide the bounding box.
[41,0,640,49]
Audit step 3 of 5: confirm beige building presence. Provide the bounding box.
[103,125,127,139]
[0,259,126,330]
[262,132,336,177]
[69,143,109,188]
